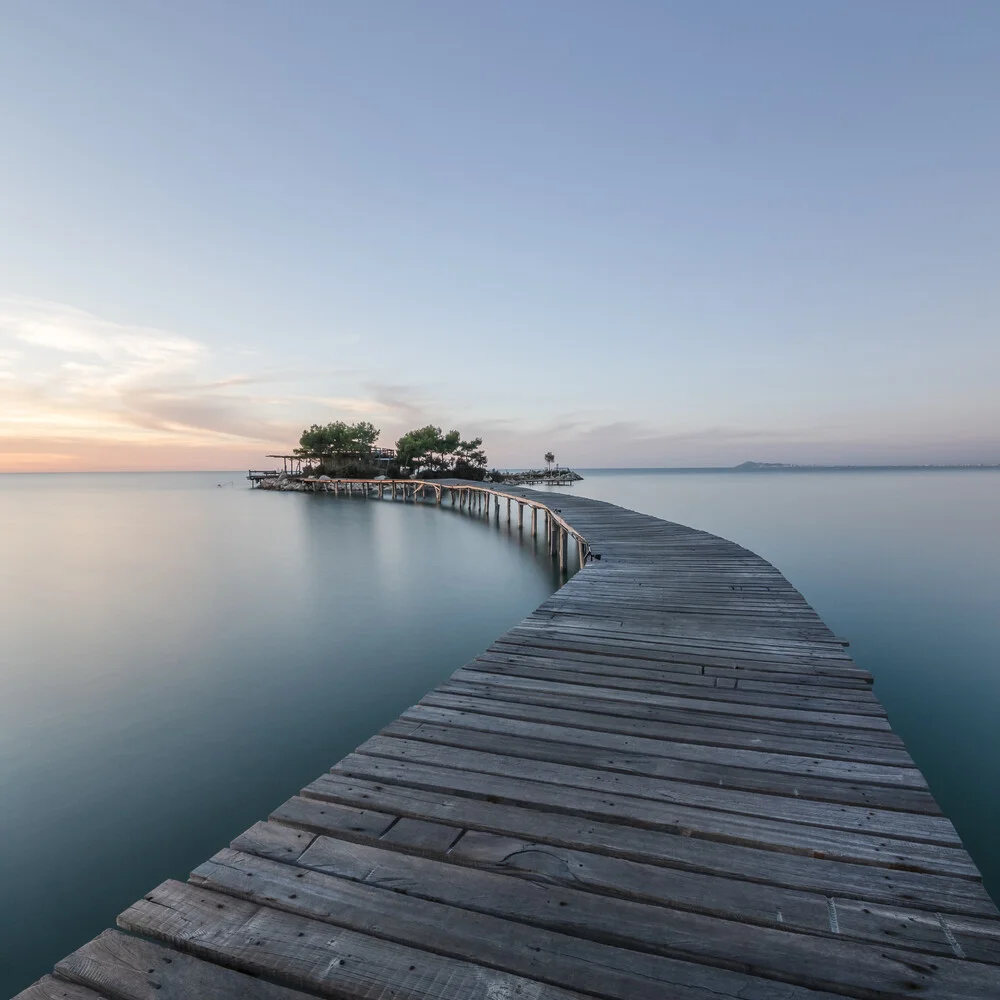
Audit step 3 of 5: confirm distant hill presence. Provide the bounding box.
[733,461,1000,471]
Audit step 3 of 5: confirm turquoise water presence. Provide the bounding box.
[2,469,998,994]
[543,468,1000,903]
[0,473,563,996]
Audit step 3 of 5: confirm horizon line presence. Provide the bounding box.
[3,462,1000,476]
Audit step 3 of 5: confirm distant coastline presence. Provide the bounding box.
[731,460,1000,471]
[571,462,1000,473]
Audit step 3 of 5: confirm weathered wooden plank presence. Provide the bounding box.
[228,817,318,862]
[246,821,1000,964]
[54,930,316,1000]
[452,669,893,730]
[400,701,928,787]
[119,880,589,1000]
[384,717,938,812]
[11,977,108,1000]
[439,677,906,749]
[379,816,461,853]
[332,753,975,876]
[419,690,917,765]
[495,628,867,673]
[462,659,887,713]
[289,779,996,913]
[191,848,866,999]
[474,647,875,692]
[351,737,959,844]
[449,830,1000,965]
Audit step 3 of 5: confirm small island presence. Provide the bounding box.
[248,422,582,488]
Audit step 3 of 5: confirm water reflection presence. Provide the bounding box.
[0,474,564,995]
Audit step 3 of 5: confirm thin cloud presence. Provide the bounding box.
[0,297,203,366]
[0,297,300,468]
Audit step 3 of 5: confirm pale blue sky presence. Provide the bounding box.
[1,1,998,469]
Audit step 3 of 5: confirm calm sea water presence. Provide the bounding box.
[0,473,563,996]
[1,469,998,994]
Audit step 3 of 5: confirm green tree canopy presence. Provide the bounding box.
[395,425,487,478]
[544,451,555,468]
[296,420,380,455]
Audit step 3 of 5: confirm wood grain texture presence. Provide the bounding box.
[119,879,592,1000]
[54,930,315,1000]
[20,483,1000,998]
[11,977,109,1000]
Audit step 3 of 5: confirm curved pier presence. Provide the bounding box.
[18,484,1000,999]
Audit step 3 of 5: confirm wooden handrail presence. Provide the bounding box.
[288,477,591,568]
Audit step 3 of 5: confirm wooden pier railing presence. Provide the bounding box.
[15,482,1000,1000]
[254,477,591,573]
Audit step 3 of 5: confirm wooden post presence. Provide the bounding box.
[560,529,567,572]
[578,537,585,566]
[518,502,524,529]
[436,486,442,504]
[506,497,511,522]
[531,506,537,535]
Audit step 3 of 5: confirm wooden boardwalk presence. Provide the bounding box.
[17,484,1000,1000]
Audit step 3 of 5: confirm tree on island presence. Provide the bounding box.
[544,451,555,471]
[295,420,380,456]
[394,425,488,480]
